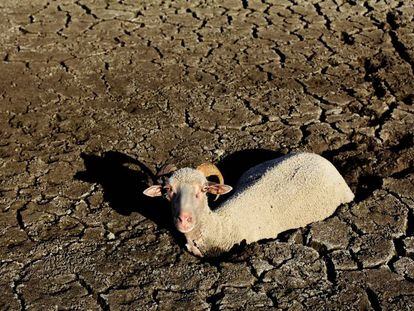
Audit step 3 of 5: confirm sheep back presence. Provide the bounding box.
[214,152,354,245]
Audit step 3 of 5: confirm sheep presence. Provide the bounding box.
[143,152,354,257]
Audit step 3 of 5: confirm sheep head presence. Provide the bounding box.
[143,163,232,233]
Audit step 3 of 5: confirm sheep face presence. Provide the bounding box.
[143,168,232,234]
[169,182,206,233]
[167,168,209,233]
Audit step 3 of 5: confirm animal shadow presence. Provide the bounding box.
[74,151,175,233]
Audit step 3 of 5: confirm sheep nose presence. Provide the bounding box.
[178,213,193,224]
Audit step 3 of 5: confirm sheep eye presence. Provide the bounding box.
[201,186,209,192]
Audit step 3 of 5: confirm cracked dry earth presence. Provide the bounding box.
[1,0,414,310]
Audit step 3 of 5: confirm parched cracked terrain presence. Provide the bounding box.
[1,0,414,310]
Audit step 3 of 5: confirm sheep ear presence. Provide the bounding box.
[143,185,162,197]
[206,182,233,195]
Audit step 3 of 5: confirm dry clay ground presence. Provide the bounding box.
[1,0,414,310]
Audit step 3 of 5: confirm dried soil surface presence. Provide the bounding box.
[1,0,414,310]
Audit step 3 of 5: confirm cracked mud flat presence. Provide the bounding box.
[0,0,413,310]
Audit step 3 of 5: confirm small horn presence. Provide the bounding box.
[156,164,177,186]
[156,164,177,177]
[197,163,224,201]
